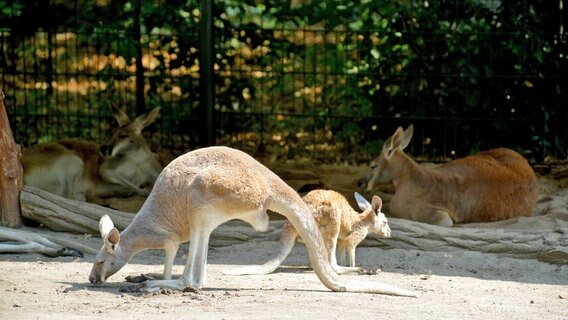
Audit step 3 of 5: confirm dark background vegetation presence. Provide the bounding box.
[1,0,566,164]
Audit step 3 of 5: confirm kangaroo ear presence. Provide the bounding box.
[132,107,160,133]
[383,126,404,158]
[371,195,383,213]
[109,104,131,127]
[354,192,372,211]
[382,135,393,157]
[99,215,120,252]
[99,215,115,239]
[398,124,414,150]
[104,228,120,251]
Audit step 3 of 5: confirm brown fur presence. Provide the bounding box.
[361,125,538,226]
[302,190,390,269]
[21,106,163,202]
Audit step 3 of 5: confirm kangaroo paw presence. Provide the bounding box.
[125,273,156,283]
[183,286,201,294]
[119,284,144,293]
[57,247,84,258]
[358,267,381,275]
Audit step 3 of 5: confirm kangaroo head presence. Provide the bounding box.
[363,124,413,191]
[354,192,391,237]
[89,215,128,284]
[99,105,160,157]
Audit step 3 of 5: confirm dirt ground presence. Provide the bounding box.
[1,162,567,319]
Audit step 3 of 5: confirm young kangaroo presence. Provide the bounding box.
[360,124,538,226]
[21,105,163,202]
[224,189,390,276]
[88,146,418,297]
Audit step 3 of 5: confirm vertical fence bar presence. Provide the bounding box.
[200,0,215,146]
[134,0,146,115]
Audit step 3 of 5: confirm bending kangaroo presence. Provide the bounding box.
[360,124,538,226]
[89,146,417,297]
[224,189,390,276]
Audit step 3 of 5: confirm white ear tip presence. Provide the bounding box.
[99,215,115,236]
[100,214,111,224]
[354,192,372,211]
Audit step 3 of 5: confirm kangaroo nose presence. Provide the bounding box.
[89,274,102,285]
[99,145,112,157]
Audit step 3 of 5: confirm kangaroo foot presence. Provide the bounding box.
[358,267,381,275]
[125,273,158,283]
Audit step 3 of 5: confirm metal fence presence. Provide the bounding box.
[1,1,567,164]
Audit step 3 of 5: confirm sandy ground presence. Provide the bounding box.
[1,163,567,319]
[0,222,566,320]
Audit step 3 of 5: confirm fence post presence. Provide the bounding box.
[134,0,146,115]
[200,0,215,146]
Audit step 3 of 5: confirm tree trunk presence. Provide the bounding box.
[16,185,568,265]
[20,186,136,235]
[0,90,23,228]
[362,217,568,265]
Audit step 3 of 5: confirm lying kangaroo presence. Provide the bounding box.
[89,146,418,297]
[360,124,538,226]
[224,189,390,276]
[0,226,83,258]
[21,105,163,202]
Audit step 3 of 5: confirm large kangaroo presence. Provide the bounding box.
[224,189,390,276]
[21,105,163,202]
[89,146,418,297]
[360,124,538,226]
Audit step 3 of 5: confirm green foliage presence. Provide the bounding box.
[1,0,566,162]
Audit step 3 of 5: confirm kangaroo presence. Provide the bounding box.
[88,146,418,297]
[224,189,390,276]
[359,124,538,227]
[0,226,84,258]
[21,105,163,202]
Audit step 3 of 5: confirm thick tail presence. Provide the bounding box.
[267,198,419,297]
[223,223,298,275]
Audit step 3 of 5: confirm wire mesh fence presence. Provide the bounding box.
[1,1,566,164]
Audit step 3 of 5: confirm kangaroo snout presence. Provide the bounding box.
[357,178,376,194]
[357,177,366,188]
[383,225,392,238]
[99,145,112,157]
[89,275,102,284]
[89,273,105,285]
[357,177,373,193]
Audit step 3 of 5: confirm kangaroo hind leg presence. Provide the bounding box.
[417,207,454,227]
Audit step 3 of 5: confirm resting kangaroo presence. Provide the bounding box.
[0,226,83,258]
[360,124,538,226]
[224,189,390,276]
[21,105,163,202]
[89,146,417,297]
